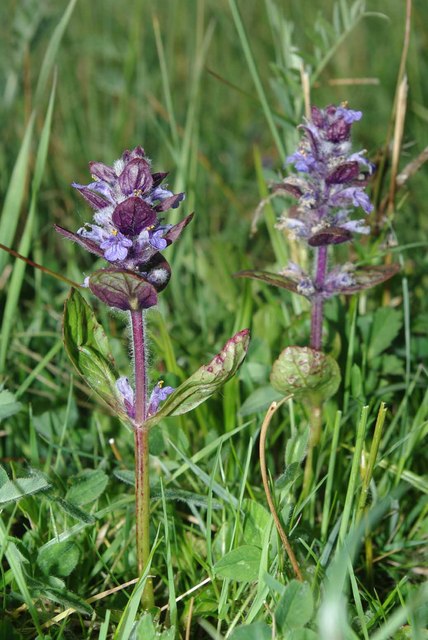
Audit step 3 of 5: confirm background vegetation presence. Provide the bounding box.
[0,0,427,638]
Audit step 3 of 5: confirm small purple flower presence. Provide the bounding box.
[148,381,175,416]
[323,265,355,298]
[286,151,317,173]
[149,228,168,251]
[335,107,362,124]
[100,230,133,261]
[116,376,135,419]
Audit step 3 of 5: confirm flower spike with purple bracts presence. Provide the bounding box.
[55,147,192,279]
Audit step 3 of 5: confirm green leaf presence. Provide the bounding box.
[351,363,363,398]
[0,470,51,506]
[50,496,96,524]
[239,385,283,416]
[230,622,272,640]
[0,466,9,487]
[37,541,80,577]
[0,389,22,421]
[243,499,270,546]
[63,288,124,416]
[145,329,250,428]
[113,469,135,486]
[30,576,92,615]
[131,613,156,640]
[214,544,261,582]
[271,346,341,405]
[368,307,403,359]
[112,471,221,509]
[34,0,78,104]
[288,630,318,640]
[276,462,301,490]
[66,469,108,506]
[0,112,35,275]
[151,486,221,509]
[275,580,314,631]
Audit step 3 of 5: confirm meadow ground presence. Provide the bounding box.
[0,1,427,638]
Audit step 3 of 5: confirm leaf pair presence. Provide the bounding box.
[63,289,250,426]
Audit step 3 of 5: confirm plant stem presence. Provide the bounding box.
[130,309,154,609]
[259,398,303,582]
[310,245,328,351]
[302,402,322,500]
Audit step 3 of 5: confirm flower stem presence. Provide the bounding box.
[310,245,328,351]
[130,309,154,609]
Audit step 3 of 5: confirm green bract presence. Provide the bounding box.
[270,346,341,405]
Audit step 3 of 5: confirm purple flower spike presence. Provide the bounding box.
[276,104,374,244]
[55,146,192,297]
[148,381,175,416]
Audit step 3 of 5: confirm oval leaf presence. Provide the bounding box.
[63,288,123,414]
[234,270,300,294]
[144,329,250,428]
[271,346,340,404]
[214,545,261,582]
[66,469,108,506]
[308,226,352,246]
[275,580,314,631]
[0,470,50,506]
[338,264,400,294]
[37,541,80,577]
[89,269,158,311]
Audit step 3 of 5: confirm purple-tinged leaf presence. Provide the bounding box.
[271,346,341,405]
[271,180,303,199]
[118,158,153,195]
[154,192,185,212]
[308,227,352,246]
[326,161,359,184]
[139,253,171,292]
[144,329,250,428]
[164,213,194,245]
[54,225,104,258]
[112,197,156,235]
[337,264,400,294]
[88,269,158,311]
[72,184,110,210]
[234,270,300,294]
[151,172,169,187]
[88,161,116,183]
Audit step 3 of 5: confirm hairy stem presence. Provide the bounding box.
[131,310,154,609]
[310,246,328,351]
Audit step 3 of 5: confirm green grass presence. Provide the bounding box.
[0,0,427,638]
